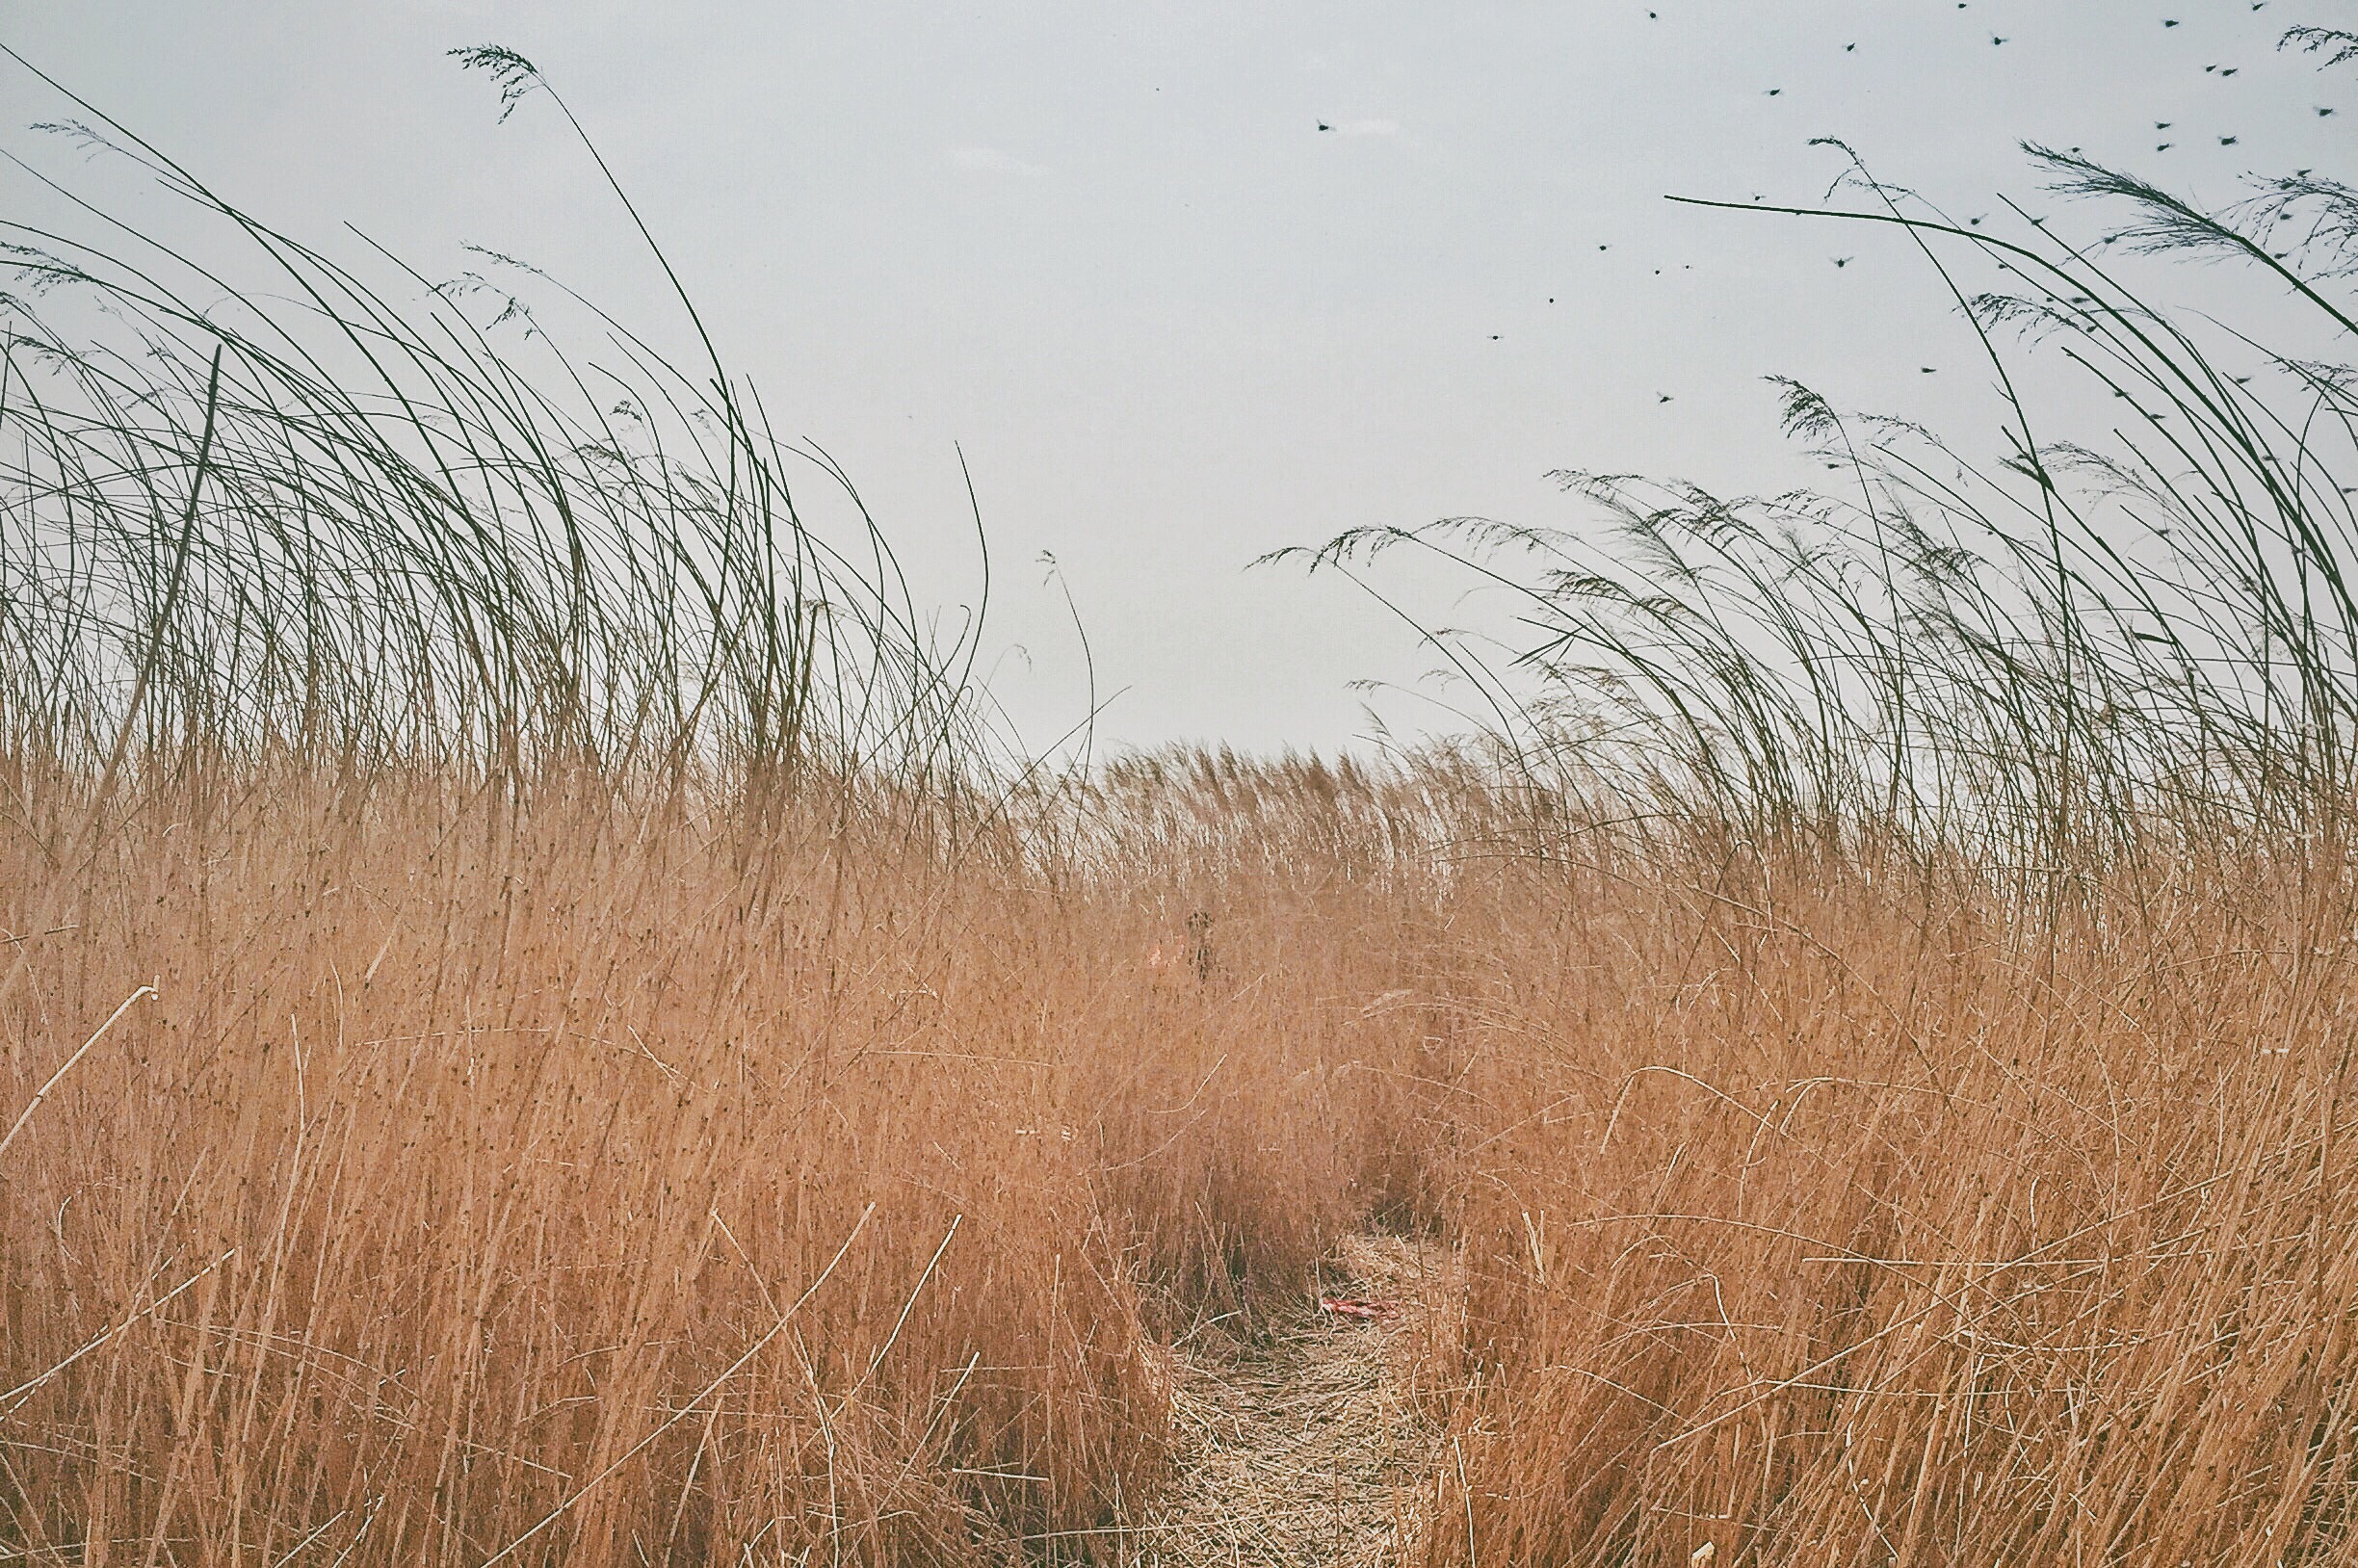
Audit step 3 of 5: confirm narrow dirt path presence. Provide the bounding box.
[1136,1234,1457,1567]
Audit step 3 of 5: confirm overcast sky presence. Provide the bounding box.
[3,2,2345,756]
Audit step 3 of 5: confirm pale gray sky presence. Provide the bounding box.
[4,2,2343,754]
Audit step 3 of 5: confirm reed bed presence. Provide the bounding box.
[1278,45,2358,1563]
[9,33,2358,1568]
[1415,836,2358,1563]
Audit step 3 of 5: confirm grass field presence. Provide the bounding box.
[10,45,2358,1567]
[12,749,2356,1564]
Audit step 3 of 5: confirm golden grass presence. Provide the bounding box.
[0,757,1454,1564]
[11,47,2358,1558]
[1422,842,2358,1564]
[7,757,2355,1564]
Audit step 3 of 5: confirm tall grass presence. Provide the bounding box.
[1273,34,2358,1565]
[0,752,1474,1562]
[0,54,1469,1563]
[1283,140,2358,879]
[12,25,2358,1568]
[0,45,984,823]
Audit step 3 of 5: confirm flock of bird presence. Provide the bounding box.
[1311,6,2338,397]
[1736,10,2302,159]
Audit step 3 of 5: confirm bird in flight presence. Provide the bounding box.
[1318,121,1332,131]
[1658,393,1674,403]
[2220,135,2240,146]
[1833,256,1853,268]
[1992,35,2008,45]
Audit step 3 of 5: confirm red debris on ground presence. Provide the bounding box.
[1317,1294,1393,1320]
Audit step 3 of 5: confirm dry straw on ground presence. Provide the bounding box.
[1141,1233,1455,1567]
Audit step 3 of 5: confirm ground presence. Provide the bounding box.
[1137,1234,1459,1566]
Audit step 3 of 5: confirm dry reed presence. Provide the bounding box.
[11,29,2358,1568]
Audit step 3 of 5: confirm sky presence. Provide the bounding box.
[2,2,2345,757]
